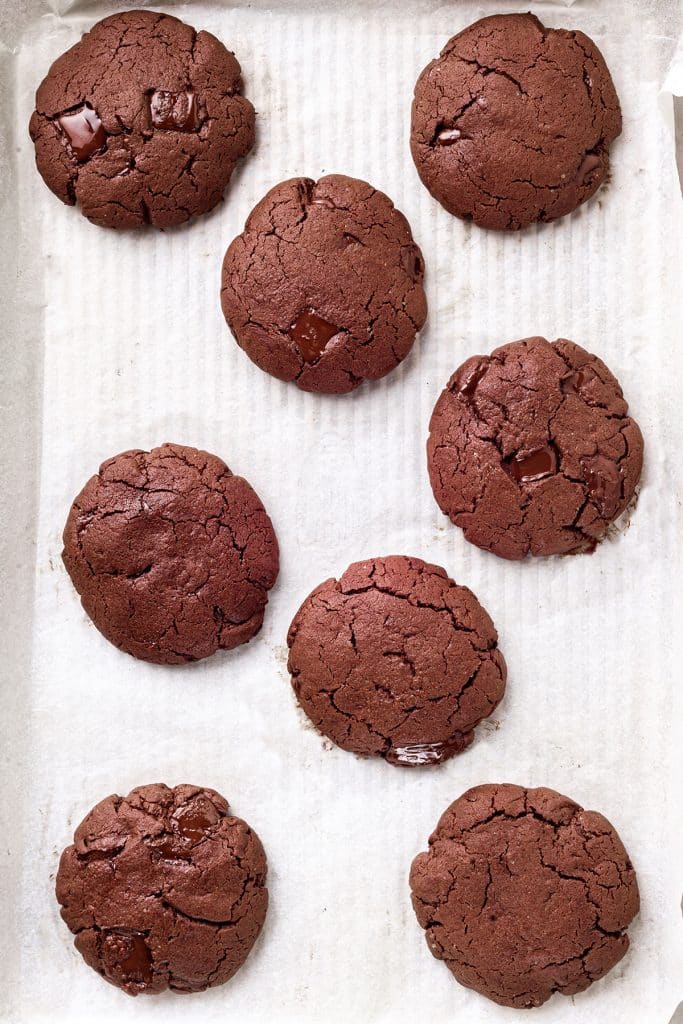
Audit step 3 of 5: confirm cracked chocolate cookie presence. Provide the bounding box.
[427,337,643,559]
[29,10,255,228]
[286,556,506,765]
[410,13,621,230]
[220,175,428,393]
[62,443,279,663]
[410,783,639,1008]
[56,784,268,995]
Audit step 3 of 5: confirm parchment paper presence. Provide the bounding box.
[1,1,682,1022]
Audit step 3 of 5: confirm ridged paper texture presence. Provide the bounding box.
[4,2,682,1021]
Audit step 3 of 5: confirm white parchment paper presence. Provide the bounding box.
[1,2,682,1022]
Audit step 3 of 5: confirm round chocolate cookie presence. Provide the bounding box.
[29,10,255,228]
[410,13,621,230]
[62,443,279,663]
[410,783,639,1008]
[286,556,506,765]
[220,175,427,394]
[427,337,643,559]
[56,784,268,995]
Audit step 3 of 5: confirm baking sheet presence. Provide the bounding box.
[1,1,682,1021]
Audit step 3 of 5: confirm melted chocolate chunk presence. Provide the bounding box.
[455,357,489,399]
[173,800,220,842]
[504,445,557,483]
[149,90,198,131]
[289,309,340,363]
[581,455,622,517]
[147,835,193,861]
[102,930,153,985]
[386,738,470,766]
[57,105,107,161]
[562,364,598,395]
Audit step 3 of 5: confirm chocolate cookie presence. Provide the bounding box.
[410,783,639,1008]
[220,175,427,393]
[29,10,255,228]
[427,337,643,559]
[62,443,279,663]
[410,14,621,230]
[56,784,267,995]
[286,556,506,764]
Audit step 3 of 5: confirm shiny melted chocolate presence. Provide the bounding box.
[57,105,107,161]
[149,90,197,131]
[289,309,340,363]
[504,445,557,482]
[581,455,622,518]
[102,930,153,984]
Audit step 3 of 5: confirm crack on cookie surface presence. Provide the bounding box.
[410,783,639,1008]
[62,443,279,664]
[410,13,621,229]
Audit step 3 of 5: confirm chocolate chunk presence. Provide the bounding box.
[410,14,622,229]
[173,797,223,841]
[57,104,107,161]
[289,310,340,363]
[101,931,153,985]
[581,454,622,518]
[503,445,557,482]
[149,90,197,131]
[56,784,268,996]
[454,356,489,399]
[562,364,598,394]
[385,739,470,766]
[410,784,639,1008]
[287,556,506,765]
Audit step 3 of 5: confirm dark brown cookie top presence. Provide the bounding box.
[220,175,428,394]
[29,10,255,228]
[410,13,621,230]
[62,443,279,664]
[286,556,506,765]
[410,783,639,1008]
[56,784,268,996]
[427,337,643,560]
